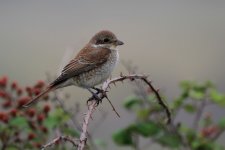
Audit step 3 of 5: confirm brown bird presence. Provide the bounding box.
[24,30,124,107]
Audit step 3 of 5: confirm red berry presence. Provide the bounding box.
[34,80,45,89]
[25,86,33,96]
[26,108,36,117]
[40,125,48,133]
[43,104,50,114]
[28,132,36,140]
[17,97,30,107]
[11,81,18,89]
[33,88,40,96]
[17,88,23,96]
[9,109,18,117]
[0,76,7,87]
[33,142,42,148]
[2,100,12,108]
[0,90,8,98]
[37,114,45,123]
[201,126,219,137]
[0,112,9,123]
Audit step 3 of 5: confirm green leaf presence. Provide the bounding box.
[112,127,133,146]
[137,109,150,120]
[183,104,196,113]
[123,96,141,110]
[189,90,204,100]
[210,89,225,106]
[156,132,181,148]
[45,108,70,127]
[44,115,59,129]
[180,81,192,90]
[9,116,28,128]
[171,98,183,109]
[135,121,161,137]
[218,118,225,128]
[5,146,19,150]
[185,129,197,143]
[191,141,213,150]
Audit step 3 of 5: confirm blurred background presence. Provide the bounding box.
[1,1,225,149]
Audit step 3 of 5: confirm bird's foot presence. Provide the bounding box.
[87,88,102,106]
[87,94,102,106]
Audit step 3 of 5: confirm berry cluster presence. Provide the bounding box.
[0,76,51,149]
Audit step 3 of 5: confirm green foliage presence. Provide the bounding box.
[189,89,205,100]
[155,132,181,148]
[112,125,134,146]
[183,104,196,113]
[44,107,69,129]
[210,89,225,106]
[1,76,225,150]
[218,118,225,128]
[136,109,150,120]
[112,80,225,150]
[134,121,161,137]
[9,116,28,129]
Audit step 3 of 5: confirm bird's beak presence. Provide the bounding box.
[115,40,124,46]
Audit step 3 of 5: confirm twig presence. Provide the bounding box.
[192,99,207,130]
[42,73,170,150]
[41,136,79,150]
[78,100,97,150]
[101,73,171,123]
[77,73,171,150]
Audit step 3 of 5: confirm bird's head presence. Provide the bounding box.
[89,30,124,49]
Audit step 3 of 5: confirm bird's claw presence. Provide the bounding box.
[86,92,102,106]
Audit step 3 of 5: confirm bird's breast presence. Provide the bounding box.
[73,50,119,88]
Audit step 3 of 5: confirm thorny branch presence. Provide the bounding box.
[42,73,171,150]
[41,136,79,150]
[101,73,171,123]
[77,73,171,150]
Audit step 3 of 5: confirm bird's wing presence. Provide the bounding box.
[51,46,111,86]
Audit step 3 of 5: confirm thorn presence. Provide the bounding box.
[120,72,123,77]
[113,82,116,86]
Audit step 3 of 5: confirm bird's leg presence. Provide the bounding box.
[91,87,104,94]
[87,88,102,105]
[92,87,108,99]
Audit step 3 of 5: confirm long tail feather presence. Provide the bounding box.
[23,86,54,108]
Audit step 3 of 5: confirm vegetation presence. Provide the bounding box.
[0,75,225,150]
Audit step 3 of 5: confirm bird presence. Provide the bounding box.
[23,30,124,107]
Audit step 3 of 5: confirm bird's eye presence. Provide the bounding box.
[103,38,109,43]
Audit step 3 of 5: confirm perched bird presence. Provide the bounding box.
[24,30,124,107]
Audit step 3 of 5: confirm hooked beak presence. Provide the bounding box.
[115,40,124,46]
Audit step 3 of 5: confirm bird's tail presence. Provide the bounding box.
[23,86,55,108]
